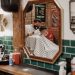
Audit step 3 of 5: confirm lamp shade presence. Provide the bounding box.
[24,2,33,13]
[1,0,20,12]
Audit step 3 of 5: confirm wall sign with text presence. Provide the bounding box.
[35,4,46,22]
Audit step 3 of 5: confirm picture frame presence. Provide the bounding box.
[0,14,8,31]
[69,0,75,33]
[24,0,62,64]
[35,4,46,22]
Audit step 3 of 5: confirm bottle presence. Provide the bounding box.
[59,66,66,75]
[58,61,66,75]
[66,58,71,75]
[71,57,75,75]
[9,53,13,66]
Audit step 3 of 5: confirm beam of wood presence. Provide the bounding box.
[13,6,25,49]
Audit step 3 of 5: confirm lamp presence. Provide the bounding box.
[1,0,20,12]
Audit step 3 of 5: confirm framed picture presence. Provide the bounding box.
[51,10,59,27]
[24,0,62,64]
[35,4,46,22]
[0,14,8,31]
[69,0,75,33]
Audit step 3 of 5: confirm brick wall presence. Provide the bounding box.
[0,37,75,72]
[25,4,35,24]
[23,39,75,72]
[0,36,13,53]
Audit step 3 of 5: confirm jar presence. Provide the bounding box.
[13,52,21,65]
